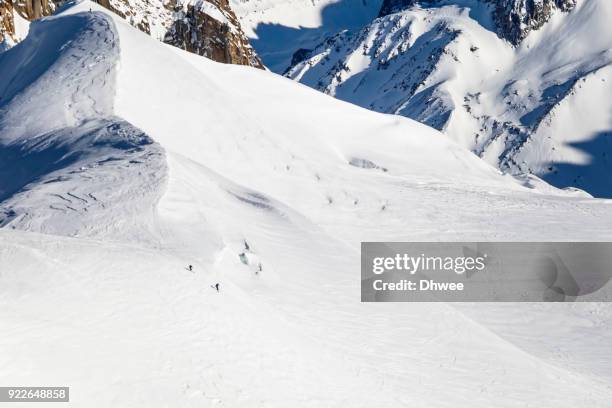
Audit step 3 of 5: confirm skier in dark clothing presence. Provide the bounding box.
[214,283,220,292]
[188,265,193,272]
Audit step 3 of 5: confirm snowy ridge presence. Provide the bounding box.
[0,11,117,140]
[2,2,612,407]
[0,10,167,240]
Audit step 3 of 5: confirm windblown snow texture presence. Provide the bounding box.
[0,11,167,239]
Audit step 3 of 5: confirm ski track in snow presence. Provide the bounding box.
[0,2,612,407]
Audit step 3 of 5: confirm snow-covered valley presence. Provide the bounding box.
[1,1,612,406]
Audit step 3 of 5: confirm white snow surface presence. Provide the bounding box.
[1,2,612,407]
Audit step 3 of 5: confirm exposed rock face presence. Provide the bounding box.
[12,0,54,19]
[0,1,15,45]
[1,0,55,46]
[378,0,416,17]
[164,0,263,67]
[491,0,577,44]
[0,0,263,69]
[378,0,578,44]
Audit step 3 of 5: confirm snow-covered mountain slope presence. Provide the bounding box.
[283,0,612,197]
[2,2,612,406]
[230,0,383,72]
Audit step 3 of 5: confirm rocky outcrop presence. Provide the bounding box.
[164,0,263,68]
[378,0,416,17]
[0,0,263,69]
[0,1,15,45]
[491,0,577,44]
[12,0,55,19]
[1,0,56,46]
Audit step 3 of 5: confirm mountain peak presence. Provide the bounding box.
[378,0,578,44]
[378,0,416,17]
[492,0,577,44]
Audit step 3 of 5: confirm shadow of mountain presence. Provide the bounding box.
[0,118,153,203]
[0,134,77,203]
[251,0,383,73]
[251,0,498,73]
[542,130,612,198]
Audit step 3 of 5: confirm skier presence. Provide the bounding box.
[214,283,220,292]
[188,264,193,272]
